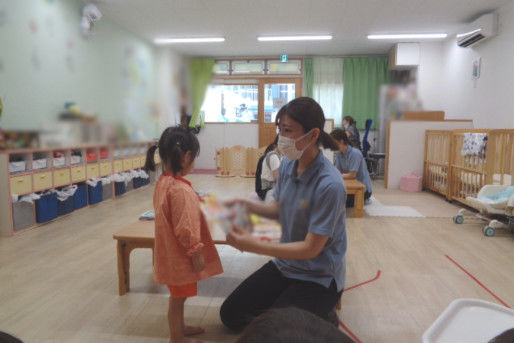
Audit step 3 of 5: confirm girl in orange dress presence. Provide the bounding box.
[145,126,223,343]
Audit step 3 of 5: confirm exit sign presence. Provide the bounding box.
[280,54,288,62]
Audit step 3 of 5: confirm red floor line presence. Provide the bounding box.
[344,270,381,292]
[336,271,381,343]
[445,254,511,308]
[339,320,362,343]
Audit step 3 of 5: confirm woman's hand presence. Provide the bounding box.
[224,198,246,208]
[191,251,205,272]
[226,225,257,252]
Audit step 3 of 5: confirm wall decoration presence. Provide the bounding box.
[28,19,38,34]
[65,55,75,72]
[45,16,54,37]
[472,57,481,80]
[0,8,7,27]
[31,50,41,70]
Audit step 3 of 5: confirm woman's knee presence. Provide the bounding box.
[220,298,246,332]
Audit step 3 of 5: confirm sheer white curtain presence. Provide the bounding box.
[312,57,344,127]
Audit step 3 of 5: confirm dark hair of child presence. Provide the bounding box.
[264,135,279,155]
[343,115,356,126]
[235,307,355,343]
[275,97,340,152]
[144,126,200,175]
[330,128,353,147]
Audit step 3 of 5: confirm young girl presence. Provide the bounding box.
[145,126,223,343]
[259,136,282,203]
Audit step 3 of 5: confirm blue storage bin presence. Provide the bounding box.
[115,182,126,196]
[36,192,58,223]
[73,183,88,210]
[57,196,74,217]
[88,181,103,205]
[141,177,150,186]
[133,177,143,189]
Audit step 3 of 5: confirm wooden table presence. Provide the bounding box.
[113,221,156,296]
[345,179,366,218]
[113,220,279,296]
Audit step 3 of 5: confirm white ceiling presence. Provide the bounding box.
[97,0,510,57]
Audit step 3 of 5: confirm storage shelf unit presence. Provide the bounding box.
[0,142,157,237]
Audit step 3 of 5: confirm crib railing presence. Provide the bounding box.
[424,130,452,198]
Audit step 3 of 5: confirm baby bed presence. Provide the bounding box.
[424,129,514,202]
[453,185,514,236]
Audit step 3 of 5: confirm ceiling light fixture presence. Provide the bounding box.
[154,37,225,44]
[367,33,448,40]
[257,35,332,42]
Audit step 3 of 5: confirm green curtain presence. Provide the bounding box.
[304,58,313,98]
[189,58,214,128]
[342,56,390,129]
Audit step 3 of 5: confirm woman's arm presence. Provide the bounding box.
[227,226,328,260]
[226,199,280,220]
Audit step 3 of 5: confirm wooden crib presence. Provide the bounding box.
[215,145,266,177]
[424,129,514,206]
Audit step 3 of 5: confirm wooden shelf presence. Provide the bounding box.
[0,141,157,237]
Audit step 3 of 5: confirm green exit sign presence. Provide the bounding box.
[280,54,288,62]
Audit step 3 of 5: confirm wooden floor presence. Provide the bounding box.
[0,175,513,343]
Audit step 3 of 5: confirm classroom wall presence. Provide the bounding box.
[155,48,184,136]
[0,0,176,140]
[417,1,514,128]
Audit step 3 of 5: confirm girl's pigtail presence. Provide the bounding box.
[144,145,158,172]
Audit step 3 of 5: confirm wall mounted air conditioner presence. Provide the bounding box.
[457,13,498,48]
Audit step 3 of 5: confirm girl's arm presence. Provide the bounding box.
[227,226,328,260]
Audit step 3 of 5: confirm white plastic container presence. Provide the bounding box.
[423,298,514,343]
[71,156,82,165]
[9,161,26,173]
[53,157,66,168]
[32,158,47,170]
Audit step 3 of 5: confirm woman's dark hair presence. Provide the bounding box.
[343,116,356,126]
[235,307,354,343]
[275,97,339,151]
[264,135,279,155]
[330,128,352,147]
[144,126,200,174]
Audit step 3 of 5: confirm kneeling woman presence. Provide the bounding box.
[330,128,373,207]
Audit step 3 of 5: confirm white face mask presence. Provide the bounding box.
[343,123,349,129]
[278,130,313,160]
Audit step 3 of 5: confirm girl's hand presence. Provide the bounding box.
[226,225,256,252]
[191,251,205,272]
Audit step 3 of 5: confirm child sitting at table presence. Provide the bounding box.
[145,126,223,343]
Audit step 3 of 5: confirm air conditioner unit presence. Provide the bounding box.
[457,13,498,48]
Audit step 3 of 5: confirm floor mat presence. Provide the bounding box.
[365,197,425,217]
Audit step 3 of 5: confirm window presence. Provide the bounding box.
[202,85,258,123]
[267,60,302,74]
[263,83,296,123]
[212,59,302,76]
